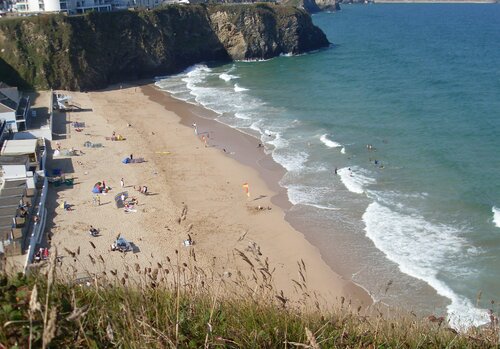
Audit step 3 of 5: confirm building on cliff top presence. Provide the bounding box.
[11,0,184,14]
[14,0,114,14]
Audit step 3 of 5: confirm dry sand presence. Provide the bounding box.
[43,83,371,308]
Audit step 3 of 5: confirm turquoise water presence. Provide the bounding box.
[156,4,500,327]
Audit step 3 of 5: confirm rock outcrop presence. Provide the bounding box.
[0,4,329,91]
[208,4,328,60]
[314,0,341,11]
[281,0,340,13]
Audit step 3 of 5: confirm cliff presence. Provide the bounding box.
[0,4,329,91]
[314,0,341,11]
[281,0,340,13]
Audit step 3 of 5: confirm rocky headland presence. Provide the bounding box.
[0,4,329,91]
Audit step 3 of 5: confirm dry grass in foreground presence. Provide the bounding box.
[0,248,498,348]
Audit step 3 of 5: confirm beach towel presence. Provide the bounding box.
[129,158,145,164]
[84,141,103,148]
[106,135,126,141]
[72,122,85,128]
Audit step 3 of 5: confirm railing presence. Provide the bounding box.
[49,89,54,138]
[23,176,48,273]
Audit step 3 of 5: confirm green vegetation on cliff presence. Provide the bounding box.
[0,4,329,91]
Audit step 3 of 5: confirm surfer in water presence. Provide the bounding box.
[334,167,338,175]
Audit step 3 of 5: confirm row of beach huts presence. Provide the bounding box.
[0,82,64,273]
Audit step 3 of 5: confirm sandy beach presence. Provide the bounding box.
[38,83,371,309]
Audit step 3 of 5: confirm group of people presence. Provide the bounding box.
[134,185,148,195]
[92,180,111,194]
[34,247,49,262]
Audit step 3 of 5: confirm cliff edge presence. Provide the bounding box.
[0,4,329,91]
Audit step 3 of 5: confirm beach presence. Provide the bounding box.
[39,83,371,309]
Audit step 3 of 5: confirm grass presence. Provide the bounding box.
[0,248,498,348]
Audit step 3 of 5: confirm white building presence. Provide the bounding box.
[15,0,114,13]
[0,84,30,133]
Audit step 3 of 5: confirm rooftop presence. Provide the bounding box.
[0,98,17,113]
[1,139,38,156]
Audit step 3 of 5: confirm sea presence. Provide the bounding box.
[155,4,500,328]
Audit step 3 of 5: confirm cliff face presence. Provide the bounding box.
[208,4,328,60]
[281,0,339,13]
[314,0,341,11]
[0,4,329,91]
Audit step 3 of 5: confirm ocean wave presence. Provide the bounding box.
[219,72,238,81]
[287,184,338,210]
[493,206,500,228]
[363,202,489,328]
[234,112,251,120]
[234,84,249,92]
[340,146,346,154]
[337,167,375,194]
[273,150,308,172]
[320,134,342,148]
[185,64,212,76]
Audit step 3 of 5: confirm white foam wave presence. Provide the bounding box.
[363,202,489,328]
[340,147,346,154]
[493,206,500,228]
[234,84,249,92]
[320,134,342,148]
[234,112,251,120]
[266,132,288,149]
[185,64,212,76]
[250,121,263,133]
[273,150,308,172]
[287,185,338,210]
[219,73,238,81]
[338,167,375,194]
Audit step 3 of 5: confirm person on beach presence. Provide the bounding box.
[120,178,124,188]
[334,167,338,175]
[130,154,133,160]
[89,225,98,237]
[120,193,126,203]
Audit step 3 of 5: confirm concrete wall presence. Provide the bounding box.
[14,128,52,141]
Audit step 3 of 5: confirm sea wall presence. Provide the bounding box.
[0,4,329,91]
